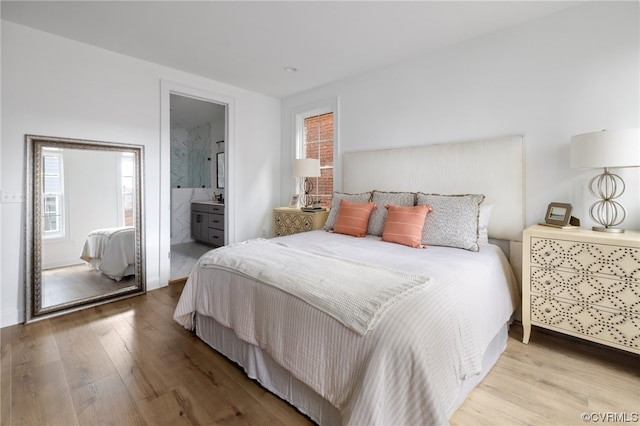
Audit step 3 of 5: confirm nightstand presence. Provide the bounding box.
[273,207,329,237]
[522,224,640,354]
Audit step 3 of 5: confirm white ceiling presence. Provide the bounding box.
[2,1,582,98]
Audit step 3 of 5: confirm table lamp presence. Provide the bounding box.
[294,158,321,208]
[570,128,640,233]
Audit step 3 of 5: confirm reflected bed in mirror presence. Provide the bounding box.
[25,135,145,323]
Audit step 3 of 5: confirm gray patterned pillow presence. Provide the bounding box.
[416,193,485,251]
[367,191,416,236]
[324,191,372,230]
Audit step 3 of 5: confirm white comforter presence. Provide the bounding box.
[80,226,135,281]
[174,231,519,425]
[198,238,432,335]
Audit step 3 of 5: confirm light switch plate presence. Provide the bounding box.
[0,191,24,203]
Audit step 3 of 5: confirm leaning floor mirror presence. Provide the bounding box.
[25,135,145,323]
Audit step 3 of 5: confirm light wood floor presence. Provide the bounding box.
[2,282,638,426]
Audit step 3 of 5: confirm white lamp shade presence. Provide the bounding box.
[570,129,640,169]
[294,158,321,177]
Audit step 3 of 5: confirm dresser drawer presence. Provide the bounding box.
[530,295,640,351]
[274,212,314,231]
[274,226,297,237]
[209,213,224,230]
[209,204,224,214]
[530,267,640,314]
[192,203,210,213]
[530,237,640,279]
[208,228,224,246]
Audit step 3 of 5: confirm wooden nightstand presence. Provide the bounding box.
[522,224,640,354]
[273,207,329,237]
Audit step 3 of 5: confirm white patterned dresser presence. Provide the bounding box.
[522,224,640,354]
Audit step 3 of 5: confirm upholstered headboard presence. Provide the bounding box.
[342,135,524,241]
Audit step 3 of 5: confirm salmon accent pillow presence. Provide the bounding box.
[333,199,376,237]
[323,191,372,230]
[367,190,416,236]
[382,204,432,248]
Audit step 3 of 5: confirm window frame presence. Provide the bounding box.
[118,152,136,227]
[41,149,66,240]
[293,97,340,204]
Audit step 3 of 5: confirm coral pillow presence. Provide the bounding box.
[333,199,376,237]
[382,204,432,248]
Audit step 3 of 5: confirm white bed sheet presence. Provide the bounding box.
[174,230,519,425]
[80,226,135,281]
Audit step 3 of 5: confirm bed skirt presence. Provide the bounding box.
[195,312,509,425]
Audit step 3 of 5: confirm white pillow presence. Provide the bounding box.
[478,204,494,243]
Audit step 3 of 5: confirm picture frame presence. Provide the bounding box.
[288,194,300,208]
[544,202,573,227]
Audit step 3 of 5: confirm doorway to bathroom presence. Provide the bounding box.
[169,94,226,281]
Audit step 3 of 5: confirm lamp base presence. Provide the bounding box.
[587,168,628,233]
[592,226,625,233]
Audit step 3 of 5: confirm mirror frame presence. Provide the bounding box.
[25,135,146,323]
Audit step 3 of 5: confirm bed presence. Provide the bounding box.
[174,135,525,425]
[79,226,136,281]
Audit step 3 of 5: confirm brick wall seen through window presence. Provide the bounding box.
[303,113,333,208]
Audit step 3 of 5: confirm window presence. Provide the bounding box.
[120,153,135,226]
[42,150,64,239]
[294,97,338,208]
[303,113,333,207]
[300,112,334,208]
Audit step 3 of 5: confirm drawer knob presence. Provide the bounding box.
[544,252,550,257]
[544,308,551,313]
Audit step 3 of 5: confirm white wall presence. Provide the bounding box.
[281,2,640,232]
[1,21,281,326]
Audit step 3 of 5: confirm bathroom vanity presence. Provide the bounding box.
[191,202,225,247]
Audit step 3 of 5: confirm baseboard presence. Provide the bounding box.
[1,308,23,328]
[169,277,188,286]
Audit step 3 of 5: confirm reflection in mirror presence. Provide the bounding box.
[217,152,225,189]
[25,135,145,323]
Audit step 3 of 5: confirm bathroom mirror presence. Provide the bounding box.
[217,152,225,188]
[25,135,145,323]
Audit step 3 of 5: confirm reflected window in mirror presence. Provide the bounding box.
[42,148,66,239]
[120,152,135,226]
